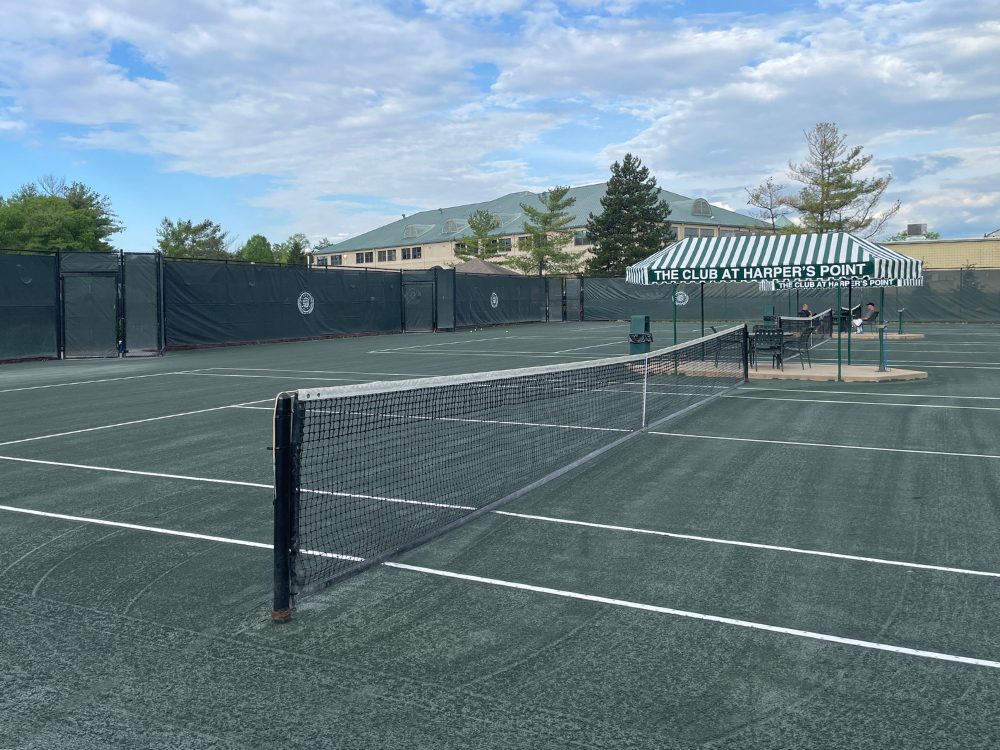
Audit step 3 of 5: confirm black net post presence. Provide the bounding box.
[742,325,750,382]
[272,392,297,622]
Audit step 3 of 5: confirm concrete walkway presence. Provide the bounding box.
[749,363,927,382]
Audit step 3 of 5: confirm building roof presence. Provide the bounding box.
[317,183,769,254]
[453,258,521,275]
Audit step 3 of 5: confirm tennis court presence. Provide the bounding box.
[2,321,1000,748]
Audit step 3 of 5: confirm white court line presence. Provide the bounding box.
[386,563,1000,670]
[493,511,1000,578]
[368,351,607,359]
[815,358,1000,366]
[176,373,373,383]
[0,505,363,562]
[650,431,1000,460]
[0,371,188,394]
[743,387,1000,401]
[813,361,1000,371]
[553,341,626,354]
[369,335,514,353]
[193,368,423,377]
[2,503,998,670]
[0,399,272,448]
[725,394,1000,412]
[0,456,476,511]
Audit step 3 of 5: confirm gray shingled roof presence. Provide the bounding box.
[318,183,769,253]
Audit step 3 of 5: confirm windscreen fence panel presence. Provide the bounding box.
[62,274,119,358]
[582,273,1000,324]
[0,252,59,361]
[547,277,565,321]
[435,269,456,330]
[455,273,546,327]
[123,253,162,356]
[163,260,403,347]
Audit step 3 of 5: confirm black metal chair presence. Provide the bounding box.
[752,329,784,370]
[782,328,813,369]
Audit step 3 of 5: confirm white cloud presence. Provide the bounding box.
[1,0,998,242]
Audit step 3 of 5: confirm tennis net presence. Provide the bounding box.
[778,308,834,347]
[272,325,748,619]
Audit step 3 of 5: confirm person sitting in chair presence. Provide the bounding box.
[853,302,878,333]
[798,303,812,317]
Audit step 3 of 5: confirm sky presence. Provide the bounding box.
[1,0,998,252]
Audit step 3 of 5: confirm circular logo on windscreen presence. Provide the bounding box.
[297,291,315,315]
[673,291,690,306]
[490,292,499,309]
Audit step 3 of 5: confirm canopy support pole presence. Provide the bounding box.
[847,285,853,365]
[880,287,885,326]
[672,283,678,345]
[837,285,843,382]
[700,282,705,338]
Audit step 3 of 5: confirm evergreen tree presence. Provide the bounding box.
[156,218,233,259]
[584,154,672,276]
[454,209,502,262]
[785,122,900,237]
[501,186,583,276]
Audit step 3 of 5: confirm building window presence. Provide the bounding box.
[685,227,715,239]
[719,229,746,237]
[402,247,411,260]
[412,246,422,259]
[574,230,590,246]
[356,251,374,264]
[498,237,512,253]
[356,252,364,264]
[387,249,396,261]
[378,250,387,262]
[315,256,327,266]
[453,242,466,254]
[519,235,532,248]
[330,255,343,266]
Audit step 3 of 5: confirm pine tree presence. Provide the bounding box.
[500,186,584,276]
[785,122,900,237]
[584,154,672,277]
[454,209,502,262]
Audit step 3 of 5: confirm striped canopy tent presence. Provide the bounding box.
[625,232,924,379]
[625,232,922,287]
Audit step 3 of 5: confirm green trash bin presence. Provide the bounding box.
[629,315,653,355]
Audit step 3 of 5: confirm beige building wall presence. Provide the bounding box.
[312,224,760,271]
[883,238,1000,270]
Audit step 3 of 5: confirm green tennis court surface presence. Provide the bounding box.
[2,322,1000,749]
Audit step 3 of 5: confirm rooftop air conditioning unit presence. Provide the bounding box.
[906,223,928,236]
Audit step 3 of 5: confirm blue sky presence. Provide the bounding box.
[1,0,998,251]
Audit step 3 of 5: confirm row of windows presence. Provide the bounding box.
[343,246,423,265]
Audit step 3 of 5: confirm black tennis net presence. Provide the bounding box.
[271,324,748,618]
[778,308,834,347]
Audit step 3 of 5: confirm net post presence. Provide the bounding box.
[272,392,297,623]
[641,355,649,427]
[742,325,749,382]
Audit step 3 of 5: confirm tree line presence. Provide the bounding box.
[1,122,904,276]
[0,176,314,265]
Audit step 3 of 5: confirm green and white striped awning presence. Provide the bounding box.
[626,232,923,286]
